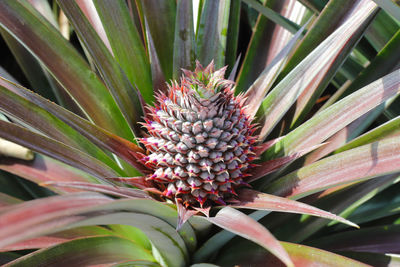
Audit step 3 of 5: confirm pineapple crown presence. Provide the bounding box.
[181,60,234,99]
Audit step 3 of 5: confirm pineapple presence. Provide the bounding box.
[141,62,257,208]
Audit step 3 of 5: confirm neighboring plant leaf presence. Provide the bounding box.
[309,224,400,254]
[92,0,153,103]
[57,0,145,137]
[141,0,176,80]
[0,120,118,179]
[41,181,152,199]
[256,0,378,141]
[0,0,135,140]
[372,0,400,22]
[206,207,294,267]
[0,192,113,247]
[244,21,307,119]
[263,68,400,160]
[173,0,195,79]
[0,155,99,194]
[0,78,124,175]
[3,236,155,266]
[69,212,189,267]
[196,0,230,68]
[242,0,300,34]
[0,76,147,175]
[265,136,400,199]
[215,239,369,267]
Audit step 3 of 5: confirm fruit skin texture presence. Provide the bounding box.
[141,62,258,209]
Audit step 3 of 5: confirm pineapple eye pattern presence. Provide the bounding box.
[141,62,258,208]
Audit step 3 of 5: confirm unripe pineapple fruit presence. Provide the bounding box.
[141,62,258,209]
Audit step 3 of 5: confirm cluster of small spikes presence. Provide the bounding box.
[140,62,258,209]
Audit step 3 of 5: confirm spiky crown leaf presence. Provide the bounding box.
[141,62,258,209]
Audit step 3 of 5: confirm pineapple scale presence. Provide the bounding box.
[141,64,257,208]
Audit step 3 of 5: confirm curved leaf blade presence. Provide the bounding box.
[233,189,357,228]
[266,136,400,199]
[0,77,124,175]
[264,68,400,160]
[206,207,294,267]
[92,0,153,103]
[0,120,118,179]
[4,236,155,267]
[0,0,134,140]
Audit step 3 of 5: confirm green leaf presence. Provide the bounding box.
[0,192,113,248]
[372,0,400,22]
[70,212,188,267]
[215,240,369,267]
[264,68,400,160]
[256,0,378,141]
[242,0,300,34]
[4,236,155,266]
[0,120,118,179]
[141,0,176,81]
[196,0,230,68]
[0,76,146,175]
[224,0,240,72]
[0,0,134,140]
[93,0,153,103]
[265,136,400,199]
[0,77,125,175]
[0,154,98,194]
[173,0,195,79]
[57,0,145,138]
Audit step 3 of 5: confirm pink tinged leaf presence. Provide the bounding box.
[232,189,358,228]
[255,136,284,157]
[176,201,198,230]
[0,120,118,179]
[310,225,400,254]
[40,181,152,199]
[0,193,21,209]
[249,143,326,182]
[244,21,308,119]
[0,236,71,252]
[0,155,98,194]
[0,77,148,174]
[265,67,400,161]
[0,192,113,248]
[256,0,378,141]
[266,136,400,199]
[228,55,241,81]
[76,0,113,53]
[206,207,294,267]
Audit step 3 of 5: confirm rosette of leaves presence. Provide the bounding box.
[0,0,400,266]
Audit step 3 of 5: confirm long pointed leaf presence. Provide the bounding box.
[57,0,145,137]
[93,0,153,103]
[206,207,294,267]
[0,77,124,175]
[0,120,118,179]
[244,21,307,119]
[4,236,155,266]
[264,68,400,160]
[196,0,230,68]
[0,76,147,175]
[0,192,113,248]
[265,136,400,199]
[256,0,377,141]
[233,189,357,228]
[173,0,195,79]
[0,0,134,140]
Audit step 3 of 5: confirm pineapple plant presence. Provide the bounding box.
[0,0,400,266]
